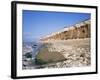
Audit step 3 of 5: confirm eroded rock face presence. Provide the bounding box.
[40,20,91,41]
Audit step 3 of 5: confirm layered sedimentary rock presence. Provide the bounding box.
[40,19,90,41]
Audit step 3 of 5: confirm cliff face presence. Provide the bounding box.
[40,20,90,41]
[35,20,91,67]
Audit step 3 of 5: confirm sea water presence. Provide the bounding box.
[22,41,44,69]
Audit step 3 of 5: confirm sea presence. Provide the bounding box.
[22,41,44,69]
[23,41,43,58]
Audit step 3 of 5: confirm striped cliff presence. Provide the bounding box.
[40,19,90,41]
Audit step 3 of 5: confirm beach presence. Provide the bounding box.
[22,38,91,69]
[36,38,91,68]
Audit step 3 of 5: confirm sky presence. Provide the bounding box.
[23,10,90,42]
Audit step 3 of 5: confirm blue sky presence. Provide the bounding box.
[23,10,90,42]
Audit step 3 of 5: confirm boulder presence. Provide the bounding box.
[35,46,66,65]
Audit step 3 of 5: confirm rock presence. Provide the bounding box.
[35,46,66,65]
[34,38,90,68]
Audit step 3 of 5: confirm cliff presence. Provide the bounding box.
[40,19,90,41]
[35,19,91,68]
